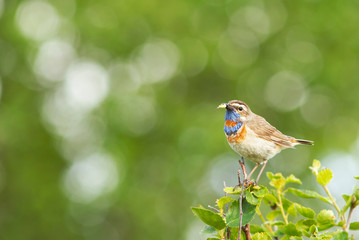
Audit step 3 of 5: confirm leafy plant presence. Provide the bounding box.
[191,160,359,239]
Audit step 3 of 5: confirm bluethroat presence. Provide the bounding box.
[217,100,313,184]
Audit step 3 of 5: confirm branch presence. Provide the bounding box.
[242,224,251,240]
[238,157,251,240]
[238,162,243,240]
[345,202,355,231]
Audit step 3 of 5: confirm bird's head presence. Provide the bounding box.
[217,100,251,122]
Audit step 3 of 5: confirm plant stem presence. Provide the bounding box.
[277,191,288,224]
[257,208,274,234]
[238,160,243,240]
[345,204,355,231]
[208,205,220,213]
[225,227,231,240]
[239,181,244,240]
[242,224,251,240]
[323,185,345,222]
[216,229,223,239]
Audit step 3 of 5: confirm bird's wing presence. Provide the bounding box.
[247,114,295,148]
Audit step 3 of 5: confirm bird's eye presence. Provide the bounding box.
[238,107,243,111]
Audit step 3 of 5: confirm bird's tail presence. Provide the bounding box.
[295,139,314,145]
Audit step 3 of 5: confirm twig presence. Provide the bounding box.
[277,192,288,225]
[238,157,252,240]
[242,224,251,240]
[345,203,355,231]
[239,189,244,240]
[223,181,231,240]
[208,205,220,213]
[226,228,231,240]
[323,185,345,222]
[238,161,243,240]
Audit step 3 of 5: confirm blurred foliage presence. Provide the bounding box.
[1,0,359,239]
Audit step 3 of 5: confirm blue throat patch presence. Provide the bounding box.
[224,110,242,135]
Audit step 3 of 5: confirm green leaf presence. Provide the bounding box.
[191,207,226,230]
[340,194,353,215]
[295,219,311,232]
[337,220,345,227]
[287,204,297,217]
[317,209,335,225]
[349,222,359,230]
[252,186,269,198]
[252,232,271,240]
[287,188,331,204]
[281,197,293,211]
[354,186,359,200]
[263,193,277,203]
[285,174,302,185]
[309,225,318,235]
[317,169,333,186]
[312,159,321,168]
[282,223,302,237]
[333,231,349,240]
[250,225,264,234]
[266,172,275,180]
[207,238,220,240]
[201,226,217,235]
[342,194,351,202]
[226,199,256,227]
[301,231,311,238]
[318,223,335,231]
[295,204,315,219]
[320,229,341,238]
[280,236,289,240]
[302,219,317,228]
[229,228,244,240]
[270,221,285,226]
[216,196,233,209]
[266,210,281,221]
[354,176,359,180]
[245,189,259,205]
[269,173,286,190]
[224,187,242,195]
[310,159,321,175]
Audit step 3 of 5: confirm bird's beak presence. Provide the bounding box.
[217,103,227,109]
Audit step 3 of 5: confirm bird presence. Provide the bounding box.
[217,100,313,184]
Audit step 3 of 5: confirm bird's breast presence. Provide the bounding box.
[223,120,243,136]
[226,124,247,144]
[227,125,282,163]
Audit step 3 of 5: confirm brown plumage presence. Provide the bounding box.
[227,100,313,148]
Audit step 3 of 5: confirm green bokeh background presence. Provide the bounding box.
[1,0,359,239]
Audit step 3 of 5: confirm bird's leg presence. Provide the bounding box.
[239,156,248,182]
[255,160,267,184]
[247,163,260,181]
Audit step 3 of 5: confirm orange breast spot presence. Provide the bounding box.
[225,120,238,127]
[227,125,247,143]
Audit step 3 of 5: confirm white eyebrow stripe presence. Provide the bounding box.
[231,103,247,111]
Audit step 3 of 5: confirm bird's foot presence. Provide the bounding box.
[245,180,255,187]
[233,179,255,191]
[233,184,241,191]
